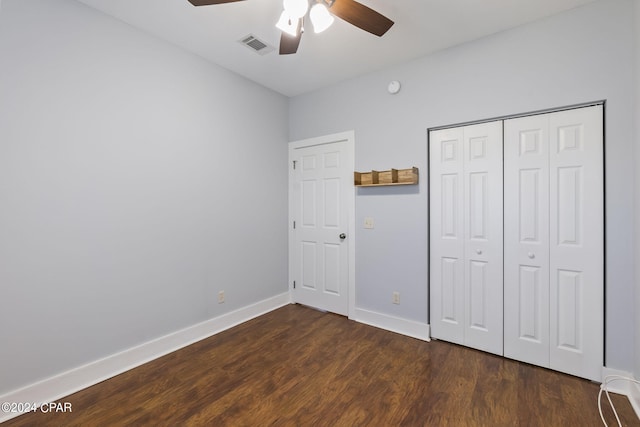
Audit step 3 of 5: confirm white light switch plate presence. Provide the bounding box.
[364,217,374,229]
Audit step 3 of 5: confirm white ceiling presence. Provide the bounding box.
[76,0,598,97]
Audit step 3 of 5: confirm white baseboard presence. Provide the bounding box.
[0,292,291,423]
[601,367,636,394]
[601,367,640,421]
[353,308,430,342]
[630,382,640,421]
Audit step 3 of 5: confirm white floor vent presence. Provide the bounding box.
[238,34,275,56]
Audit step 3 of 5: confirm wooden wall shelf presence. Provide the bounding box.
[354,167,419,187]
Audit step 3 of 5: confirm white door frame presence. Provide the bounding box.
[288,130,356,319]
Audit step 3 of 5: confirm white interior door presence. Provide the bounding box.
[289,132,354,316]
[430,121,503,355]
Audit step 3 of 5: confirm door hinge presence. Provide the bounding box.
[293,280,296,289]
[292,160,297,170]
[293,220,296,229]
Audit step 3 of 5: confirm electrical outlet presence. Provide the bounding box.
[218,290,225,304]
[364,217,374,229]
[392,291,400,305]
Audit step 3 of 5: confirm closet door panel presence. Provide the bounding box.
[430,128,465,345]
[549,105,603,381]
[462,122,503,355]
[504,115,550,366]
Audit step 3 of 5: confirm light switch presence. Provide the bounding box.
[364,217,374,229]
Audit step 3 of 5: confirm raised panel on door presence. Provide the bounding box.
[462,121,503,355]
[301,241,317,289]
[429,127,465,345]
[322,176,341,296]
[548,105,603,381]
[299,160,321,293]
[504,115,550,366]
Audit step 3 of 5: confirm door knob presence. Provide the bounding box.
[528,252,535,259]
[476,249,482,255]
[339,233,346,240]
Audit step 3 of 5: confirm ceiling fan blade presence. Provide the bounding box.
[187,0,245,6]
[330,0,394,37]
[279,19,303,55]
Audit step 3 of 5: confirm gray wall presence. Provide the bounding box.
[635,0,640,380]
[290,0,637,372]
[0,0,288,394]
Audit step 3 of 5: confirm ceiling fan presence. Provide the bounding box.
[186,0,394,55]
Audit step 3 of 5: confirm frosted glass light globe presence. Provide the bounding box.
[283,0,308,20]
[310,3,334,33]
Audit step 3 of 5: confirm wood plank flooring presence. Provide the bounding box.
[4,304,639,426]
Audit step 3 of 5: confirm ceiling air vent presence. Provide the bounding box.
[238,34,275,56]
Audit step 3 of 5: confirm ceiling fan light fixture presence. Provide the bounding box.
[276,11,298,37]
[282,0,308,20]
[310,3,334,33]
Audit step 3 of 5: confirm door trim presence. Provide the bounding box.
[288,130,356,319]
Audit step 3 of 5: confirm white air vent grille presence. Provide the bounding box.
[239,34,275,56]
[244,36,267,51]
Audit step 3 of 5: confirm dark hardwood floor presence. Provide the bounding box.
[4,304,638,426]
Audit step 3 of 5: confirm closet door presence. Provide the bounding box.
[504,115,551,367]
[430,127,465,346]
[462,123,504,355]
[430,122,503,355]
[548,106,603,381]
[504,105,603,381]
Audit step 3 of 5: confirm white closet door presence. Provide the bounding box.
[504,105,603,381]
[548,106,603,381]
[430,122,503,355]
[462,122,504,355]
[430,127,465,345]
[504,115,551,366]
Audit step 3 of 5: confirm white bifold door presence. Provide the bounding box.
[429,121,504,356]
[429,105,604,381]
[504,106,603,381]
